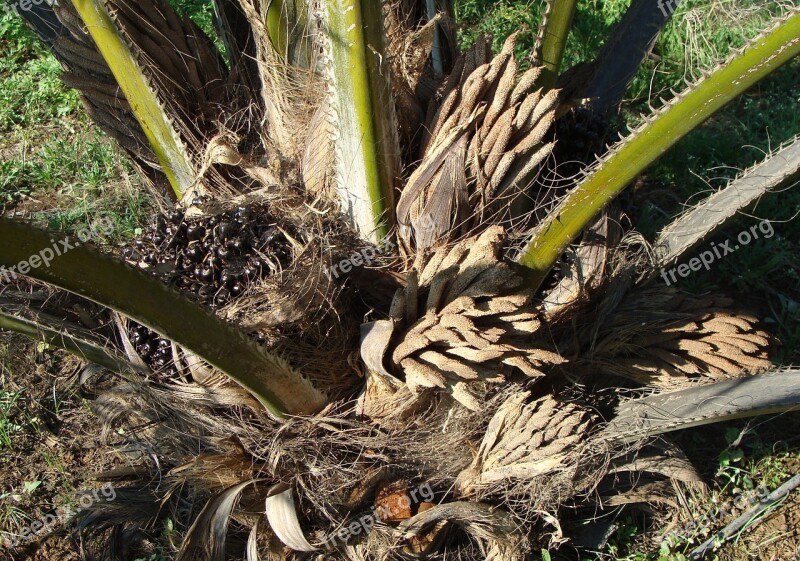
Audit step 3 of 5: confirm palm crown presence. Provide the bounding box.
[1,0,800,559]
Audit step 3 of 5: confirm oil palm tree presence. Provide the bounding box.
[1,0,800,559]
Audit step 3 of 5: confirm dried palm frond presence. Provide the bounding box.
[223,247,336,329]
[382,1,456,162]
[483,540,527,561]
[236,0,316,164]
[105,0,242,195]
[47,2,171,200]
[608,439,706,487]
[73,481,171,559]
[382,0,457,82]
[176,479,265,561]
[380,227,565,410]
[0,292,142,375]
[543,208,623,318]
[87,365,276,466]
[211,0,262,103]
[581,286,773,387]
[55,0,252,201]
[103,0,228,110]
[456,391,594,495]
[218,233,361,398]
[170,453,265,493]
[396,34,559,252]
[398,501,524,553]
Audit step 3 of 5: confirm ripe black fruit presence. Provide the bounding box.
[185,246,204,263]
[186,225,205,241]
[122,203,297,373]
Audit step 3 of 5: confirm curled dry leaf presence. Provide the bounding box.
[398,501,522,548]
[357,320,418,420]
[177,480,264,561]
[265,486,318,552]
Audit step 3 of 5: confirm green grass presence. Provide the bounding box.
[0,344,39,450]
[0,8,154,242]
[455,0,544,55]
[3,128,122,191]
[641,422,800,560]
[0,386,28,449]
[603,456,800,559]
[0,124,154,242]
[0,12,80,131]
[628,0,792,100]
[0,493,28,548]
[0,55,78,131]
[455,0,661,69]
[0,8,45,69]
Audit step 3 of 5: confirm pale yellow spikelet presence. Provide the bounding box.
[457,392,594,493]
[585,286,774,388]
[383,228,567,409]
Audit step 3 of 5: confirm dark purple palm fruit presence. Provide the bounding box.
[120,203,298,374]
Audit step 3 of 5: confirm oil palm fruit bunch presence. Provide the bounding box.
[120,205,294,371]
[554,106,611,161]
[2,0,800,559]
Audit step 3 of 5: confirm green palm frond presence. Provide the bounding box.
[0,219,327,417]
[653,135,800,270]
[533,0,578,89]
[0,296,143,375]
[604,368,800,441]
[70,0,198,200]
[3,2,800,559]
[310,0,399,242]
[518,9,800,288]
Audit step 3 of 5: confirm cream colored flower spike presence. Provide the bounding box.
[397,34,558,253]
[387,227,566,409]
